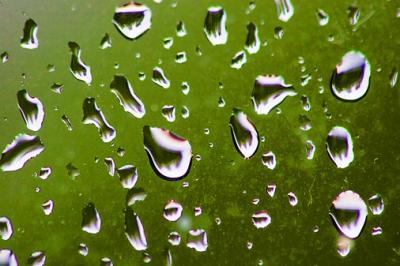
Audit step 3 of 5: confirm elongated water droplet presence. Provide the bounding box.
[42,200,54,215]
[110,75,145,118]
[0,134,44,172]
[326,126,354,168]
[186,229,208,252]
[348,6,360,26]
[316,8,329,26]
[1,52,9,63]
[204,7,228,45]
[61,115,73,131]
[231,50,247,69]
[20,19,39,49]
[305,140,316,160]
[0,217,13,240]
[368,194,384,215]
[229,109,259,159]
[50,83,63,94]
[143,126,192,181]
[82,98,116,143]
[176,21,187,37]
[262,151,276,169]
[337,236,352,257]
[274,0,294,22]
[161,105,176,122]
[117,165,138,189]
[389,67,398,88]
[125,207,147,251]
[251,75,296,115]
[27,251,45,266]
[104,157,115,176]
[329,190,367,239]
[81,202,101,234]
[17,89,45,131]
[0,249,18,266]
[252,211,271,229]
[100,33,112,49]
[112,2,152,40]
[152,67,170,89]
[266,184,276,198]
[68,42,92,85]
[126,188,147,206]
[163,200,183,222]
[244,23,260,54]
[331,51,371,101]
[288,192,298,206]
[181,106,190,119]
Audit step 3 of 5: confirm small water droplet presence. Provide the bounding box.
[326,126,354,168]
[371,226,382,236]
[27,251,45,266]
[66,163,80,179]
[1,52,9,63]
[347,6,360,26]
[168,231,181,246]
[368,194,384,215]
[316,9,329,26]
[100,33,112,49]
[61,115,73,131]
[125,207,148,251]
[163,37,173,49]
[175,52,187,63]
[163,200,183,222]
[181,81,190,95]
[305,140,316,160]
[81,202,101,234]
[231,50,247,69]
[389,67,398,88]
[117,165,138,189]
[68,42,92,85]
[20,19,39,49]
[252,211,271,229]
[187,229,208,252]
[274,26,284,39]
[41,200,54,215]
[100,257,113,266]
[78,243,88,256]
[126,188,147,206]
[17,89,45,131]
[104,157,115,176]
[176,21,187,37]
[337,236,352,257]
[244,23,260,54]
[218,96,226,107]
[299,115,312,131]
[161,105,176,122]
[288,192,298,206]
[194,207,202,216]
[50,83,63,94]
[181,106,190,119]
[0,217,13,240]
[204,7,228,45]
[274,0,294,22]
[266,184,276,198]
[262,151,276,169]
[152,67,170,88]
[301,95,311,111]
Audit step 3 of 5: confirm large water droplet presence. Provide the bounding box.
[331,51,371,101]
[81,202,101,234]
[274,0,294,22]
[229,109,259,159]
[68,42,92,85]
[143,126,192,181]
[251,75,296,115]
[152,67,170,89]
[0,134,44,172]
[112,2,152,40]
[82,98,116,143]
[326,126,354,168]
[329,190,367,239]
[244,23,260,54]
[20,19,39,49]
[0,249,18,266]
[110,75,145,118]
[163,200,183,222]
[17,89,45,131]
[0,217,13,240]
[124,207,148,251]
[252,211,271,229]
[204,7,228,45]
[186,229,208,252]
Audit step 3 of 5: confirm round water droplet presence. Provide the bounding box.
[252,211,271,229]
[204,7,228,45]
[326,126,354,168]
[368,194,384,215]
[168,232,181,246]
[0,217,13,240]
[163,200,183,222]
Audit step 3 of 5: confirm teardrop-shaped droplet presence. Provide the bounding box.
[17,89,45,131]
[266,184,276,198]
[262,151,276,169]
[0,217,13,240]
[252,211,271,229]
[152,67,170,89]
[27,251,45,266]
[251,75,296,115]
[316,8,329,26]
[143,126,192,181]
[337,236,353,257]
[229,109,259,159]
[329,190,367,239]
[0,249,18,266]
[20,19,39,49]
[186,229,208,252]
[41,200,54,216]
[0,134,44,172]
[163,200,183,222]
[112,2,152,40]
[368,194,384,215]
[100,33,112,49]
[231,50,247,69]
[204,7,228,45]
[110,75,145,118]
[161,105,176,122]
[81,202,101,234]
[82,98,116,143]
[244,22,260,54]
[331,51,371,101]
[104,157,115,176]
[305,140,316,160]
[68,42,92,85]
[117,165,138,189]
[125,207,148,251]
[274,0,294,22]
[288,192,298,206]
[326,126,354,168]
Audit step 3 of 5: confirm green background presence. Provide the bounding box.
[0,0,399,265]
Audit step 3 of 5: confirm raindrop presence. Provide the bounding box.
[100,33,112,49]
[66,163,80,179]
[38,166,51,180]
[181,81,190,95]
[194,207,202,216]
[175,52,187,63]
[117,165,138,189]
[112,2,152,40]
[0,249,18,266]
[389,67,398,88]
[176,21,187,37]
[117,147,125,157]
[104,157,115,176]
[163,200,183,222]
[17,89,45,131]
[161,105,176,122]
[100,257,113,266]
[274,0,294,22]
[262,151,276,169]
[316,8,329,26]
[168,232,181,246]
[126,188,147,206]
[274,26,284,39]
[181,106,190,119]
[0,217,13,240]
[329,190,368,239]
[68,42,92,85]
[299,115,312,131]
[81,202,101,234]
[305,140,316,160]
[82,98,116,143]
[50,83,63,94]
[218,96,226,107]
[41,200,54,216]
[27,251,45,266]
[368,194,384,215]
[326,126,354,168]
[78,243,88,256]
[124,207,148,251]
[163,37,173,49]
[347,6,360,26]
[152,67,170,89]
[204,6,228,45]
[331,51,371,101]
[47,64,55,72]
[20,19,39,49]
[251,75,296,115]
[0,134,44,172]
[266,184,276,198]
[229,109,259,159]
[1,52,9,63]
[337,236,352,257]
[61,115,73,131]
[288,192,298,206]
[244,23,260,54]
[142,253,151,264]
[301,95,311,111]
[371,226,382,236]
[187,229,208,252]
[231,51,247,69]
[143,126,192,181]
[110,75,146,118]
[252,211,271,229]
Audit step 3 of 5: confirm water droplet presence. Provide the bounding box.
[329,190,368,239]
[262,151,276,170]
[126,188,147,206]
[347,6,360,25]
[61,115,73,131]
[117,165,138,189]
[47,64,55,72]
[68,42,92,85]
[181,81,190,95]
[231,50,247,69]
[0,249,18,266]
[142,253,151,263]
[1,52,9,63]
[274,26,284,39]
[78,243,88,256]
[81,202,101,234]
[252,211,271,229]
[112,2,152,40]
[389,67,398,88]
[152,67,170,89]
[0,134,44,172]
[204,7,228,45]
[17,90,45,131]
[299,115,312,131]
[0,217,13,240]
[371,226,382,236]
[50,83,63,94]
[104,157,115,176]
[117,147,125,157]
[274,0,294,22]
[20,19,39,49]
[247,241,253,250]
[41,200,54,216]
[181,106,190,119]
[301,95,311,111]
[168,232,181,246]
[37,167,51,180]
[100,33,112,49]
[331,51,371,101]
[368,194,384,215]
[305,140,316,160]
[82,98,116,143]
[266,184,276,198]
[288,192,298,206]
[337,236,352,257]
[218,96,226,107]
[27,251,45,266]
[194,207,202,216]
[163,37,173,49]
[187,229,208,252]
[110,75,146,118]
[161,105,176,122]
[66,163,80,179]
[252,75,296,115]
[175,52,187,63]
[143,126,192,180]
[326,126,354,168]
[165,249,173,266]
[124,207,148,251]
[163,200,183,222]
[100,257,113,266]
[316,8,329,26]
[245,23,260,54]
[176,21,187,37]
